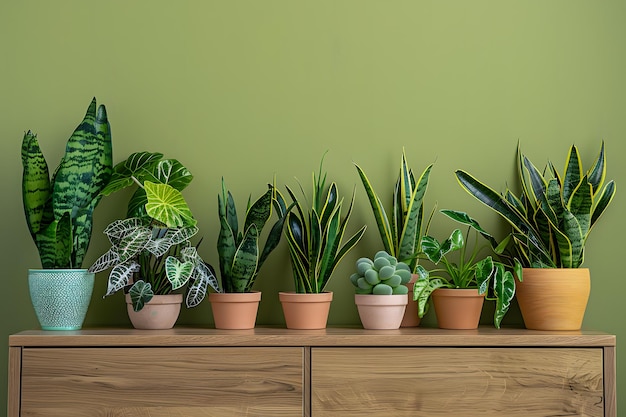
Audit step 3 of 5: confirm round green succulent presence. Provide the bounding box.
[350,250,411,295]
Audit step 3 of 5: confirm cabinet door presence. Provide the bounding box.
[312,347,603,417]
[21,347,304,417]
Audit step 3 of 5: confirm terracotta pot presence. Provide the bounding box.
[209,291,261,330]
[400,274,421,327]
[279,292,333,329]
[432,288,485,330]
[516,268,590,331]
[355,294,408,330]
[125,293,182,330]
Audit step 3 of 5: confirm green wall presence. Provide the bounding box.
[2,1,625,414]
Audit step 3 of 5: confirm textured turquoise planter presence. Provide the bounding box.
[28,269,95,330]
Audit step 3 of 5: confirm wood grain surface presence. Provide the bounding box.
[312,347,604,417]
[20,347,303,417]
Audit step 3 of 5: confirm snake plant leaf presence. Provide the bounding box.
[562,144,583,205]
[491,265,515,328]
[285,212,310,293]
[230,224,260,292]
[219,179,239,240]
[590,180,616,228]
[321,191,367,292]
[587,141,606,196]
[455,170,543,248]
[259,207,290,268]
[106,261,140,296]
[217,216,236,291]
[21,131,52,238]
[165,256,193,290]
[144,181,196,228]
[243,188,273,237]
[129,280,154,312]
[319,183,338,231]
[568,177,593,241]
[89,248,120,274]
[317,205,342,291]
[354,163,394,255]
[36,213,72,269]
[398,164,433,266]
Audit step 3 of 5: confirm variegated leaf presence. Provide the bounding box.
[129,280,154,312]
[144,181,196,228]
[186,270,208,308]
[145,237,173,257]
[89,248,120,273]
[106,262,139,296]
[165,256,193,290]
[103,218,145,240]
[166,226,198,245]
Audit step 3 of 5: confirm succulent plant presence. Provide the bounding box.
[350,251,411,295]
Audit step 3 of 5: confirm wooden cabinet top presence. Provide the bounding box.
[9,327,615,348]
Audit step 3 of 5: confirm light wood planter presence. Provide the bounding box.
[8,327,616,417]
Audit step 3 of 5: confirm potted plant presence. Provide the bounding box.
[281,155,367,329]
[455,142,616,330]
[354,149,434,327]
[413,210,515,329]
[349,251,411,329]
[89,152,219,329]
[21,98,113,330]
[208,178,290,329]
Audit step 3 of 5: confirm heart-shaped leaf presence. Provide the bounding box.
[144,181,196,228]
[165,256,193,290]
[129,280,154,311]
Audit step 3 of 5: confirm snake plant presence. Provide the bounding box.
[217,178,290,293]
[21,98,113,269]
[456,142,616,269]
[354,149,434,273]
[90,152,218,311]
[285,155,367,294]
[413,210,515,328]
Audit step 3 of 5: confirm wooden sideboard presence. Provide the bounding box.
[8,327,616,417]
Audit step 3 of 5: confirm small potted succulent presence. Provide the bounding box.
[281,154,367,329]
[455,142,616,330]
[209,178,290,329]
[349,250,411,329]
[354,149,434,327]
[21,98,113,330]
[89,152,219,329]
[413,210,515,329]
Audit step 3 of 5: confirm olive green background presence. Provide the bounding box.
[2,1,625,414]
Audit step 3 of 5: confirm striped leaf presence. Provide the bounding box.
[230,224,260,292]
[106,261,139,296]
[165,256,193,290]
[35,214,72,269]
[144,181,196,228]
[129,280,154,312]
[21,131,51,239]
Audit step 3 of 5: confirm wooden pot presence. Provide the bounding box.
[209,291,262,330]
[279,292,333,329]
[516,268,590,331]
[432,288,485,330]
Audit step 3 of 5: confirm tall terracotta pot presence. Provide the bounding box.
[400,274,421,327]
[516,268,590,331]
[209,291,261,330]
[432,288,485,330]
[279,292,333,329]
[125,293,182,330]
[355,294,408,330]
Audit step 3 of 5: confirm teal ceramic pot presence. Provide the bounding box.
[28,269,95,330]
